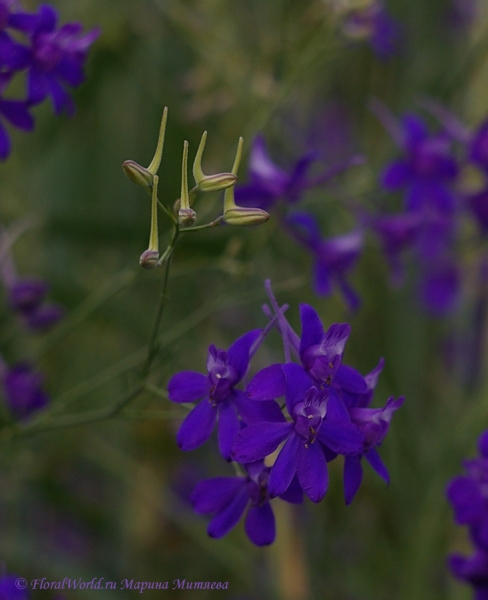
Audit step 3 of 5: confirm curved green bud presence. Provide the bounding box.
[122,160,154,193]
[180,140,191,211]
[122,107,168,193]
[193,131,237,192]
[223,206,270,227]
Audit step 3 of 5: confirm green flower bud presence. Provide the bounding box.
[223,206,270,226]
[122,160,153,194]
[178,208,197,227]
[197,172,237,193]
[193,131,238,192]
[139,249,159,269]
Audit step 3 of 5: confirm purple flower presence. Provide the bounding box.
[232,363,364,503]
[26,4,100,115]
[0,573,29,599]
[191,461,284,546]
[0,79,34,160]
[342,1,402,61]
[381,113,458,214]
[5,277,63,332]
[446,431,488,597]
[344,396,404,504]
[286,213,363,310]
[2,362,49,419]
[448,549,488,600]
[168,330,284,461]
[234,135,316,211]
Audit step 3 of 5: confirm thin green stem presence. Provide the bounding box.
[179,216,223,233]
[142,225,180,379]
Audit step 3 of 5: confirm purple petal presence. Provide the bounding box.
[191,477,247,514]
[282,363,314,415]
[227,329,262,380]
[46,75,74,115]
[334,364,368,394]
[317,419,364,455]
[217,401,240,461]
[232,390,285,424]
[446,476,484,524]
[364,447,389,483]
[27,67,48,105]
[248,135,288,195]
[176,399,217,451]
[247,364,286,400]
[299,303,325,353]
[207,487,249,539]
[168,371,208,403]
[327,388,351,420]
[0,121,11,160]
[344,454,363,505]
[244,502,275,546]
[381,160,412,190]
[234,183,276,211]
[232,421,293,463]
[297,442,328,503]
[268,433,301,497]
[278,475,304,504]
[313,260,332,296]
[0,100,34,131]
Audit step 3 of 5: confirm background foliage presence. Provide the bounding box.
[2,0,488,598]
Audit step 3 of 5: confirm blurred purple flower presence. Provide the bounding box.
[446,431,488,597]
[0,82,34,159]
[381,113,458,214]
[286,213,363,310]
[0,573,29,599]
[168,330,284,461]
[342,1,402,61]
[2,362,49,419]
[26,4,100,115]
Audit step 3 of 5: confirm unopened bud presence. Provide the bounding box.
[122,160,153,193]
[223,207,269,227]
[178,208,197,227]
[197,172,237,193]
[139,249,159,269]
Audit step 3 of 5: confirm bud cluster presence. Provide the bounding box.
[122,108,270,268]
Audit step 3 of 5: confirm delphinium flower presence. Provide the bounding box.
[446,430,488,598]
[0,0,99,159]
[234,133,365,309]
[167,329,284,461]
[341,1,402,61]
[230,281,403,504]
[0,360,49,420]
[0,571,29,599]
[286,212,363,310]
[0,228,64,332]
[168,281,403,545]
[190,460,302,546]
[370,103,463,314]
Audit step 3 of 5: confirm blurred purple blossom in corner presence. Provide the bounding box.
[1,362,49,420]
[0,0,100,159]
[446,430,488,597]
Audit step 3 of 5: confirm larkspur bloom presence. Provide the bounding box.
[286,212,363,310]
[0,572,29,599]
[342,1,402,61]
[168,330,283,461]
[2,362,49,419]
[25,4,100,115]
[232,362,364,503]
[446,431,488,598]
[191,460,301,546]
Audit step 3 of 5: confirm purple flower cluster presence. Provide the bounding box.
[235,135,365,310]
[371,104,488,315]
[446,431,488,598]
[0,0,99,159]
[168,281,403,546]
[0,227,60,419]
